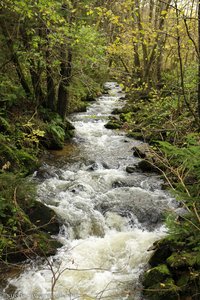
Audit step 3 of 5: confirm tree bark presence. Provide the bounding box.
[0,20,31,98]
[20,25,44,104]
[198,1,200,121]
[144,0,171,85]
[57,45,72,120]
[46,30,56,111]
[134,0,148,70]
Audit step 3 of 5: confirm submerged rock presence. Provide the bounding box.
[126,165,137,173]
[25,200,60,235]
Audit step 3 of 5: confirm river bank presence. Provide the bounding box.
[108,87,200,300]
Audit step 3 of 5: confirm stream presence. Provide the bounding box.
[2,82,176,300]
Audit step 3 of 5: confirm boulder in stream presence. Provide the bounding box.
[25,200,60,235]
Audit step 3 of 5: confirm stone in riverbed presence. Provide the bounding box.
[25,201,60,235]
[143,264,171,287]
[137,159,159,173]
[126,165,137,173]
[132,143,151,159]
[104,116,123,129]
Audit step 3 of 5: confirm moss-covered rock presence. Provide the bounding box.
[132,143,151,159]
[143,264,171,287]
[3,231,62,263]
[126,130,144,141]
[25,201,60,235]
[0,173,62,264]
[143,236,200,300]
[104,117,123,129]
[148,238,177,267]
[167,252,200,268]
[137,159,159,173]
[143,277,180,300]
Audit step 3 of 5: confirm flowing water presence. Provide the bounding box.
[2,82,176,300]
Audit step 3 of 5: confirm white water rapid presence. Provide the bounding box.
[2,82,176,300]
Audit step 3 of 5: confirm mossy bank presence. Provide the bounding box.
[106,86,200,300]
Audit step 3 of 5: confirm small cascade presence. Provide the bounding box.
[1,82,176,300]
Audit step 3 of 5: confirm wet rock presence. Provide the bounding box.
[132,143,151,159]
[104,116,123,129]
[69,184,87,194]
[112,180,125,188]
[104,121,122,129]
[143,277,179,300]
[167,251,200,268]
[126,165,136,173]
[119,95,126,100]
[137,159,159,173]
[148,238,174,267]
[111,108,123,114]
[25,201,60,235]
[126,131,144,141]
[95,187,172,230]
[143,264,171,287]
[86,162,99,171]
[132,144,161,173]
[65,119,75,131]
[105,116,122,129]
[102,162,110,169]
[36,165,57,179]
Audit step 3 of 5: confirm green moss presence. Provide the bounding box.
[0,173,61,263]
[144,264,171,288]
[126,131,144,141]
[104,120,122,129]
[167,252,200,268]
[177,273,190,288]
[144,278,180,300]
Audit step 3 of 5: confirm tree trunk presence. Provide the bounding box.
[0,20,31,98]
[29,61,44,104]
[198,1,200,120]
[46,31,56,111]
[20,25,44,104]
[144,0,171,85]
[134,0,148,71]
[57,46,72,120]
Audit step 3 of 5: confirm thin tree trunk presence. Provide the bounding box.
[0,21,31,98]
[131,0,141,79]
[144,0,171,84]
[57,46,72,120]
[149,0,154,23]
[134,0,148,70]
[20,25,44,104]
[46,30,56,111]
[198,1,200,121]
[175,0,197,121]
[29,61,44,104]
